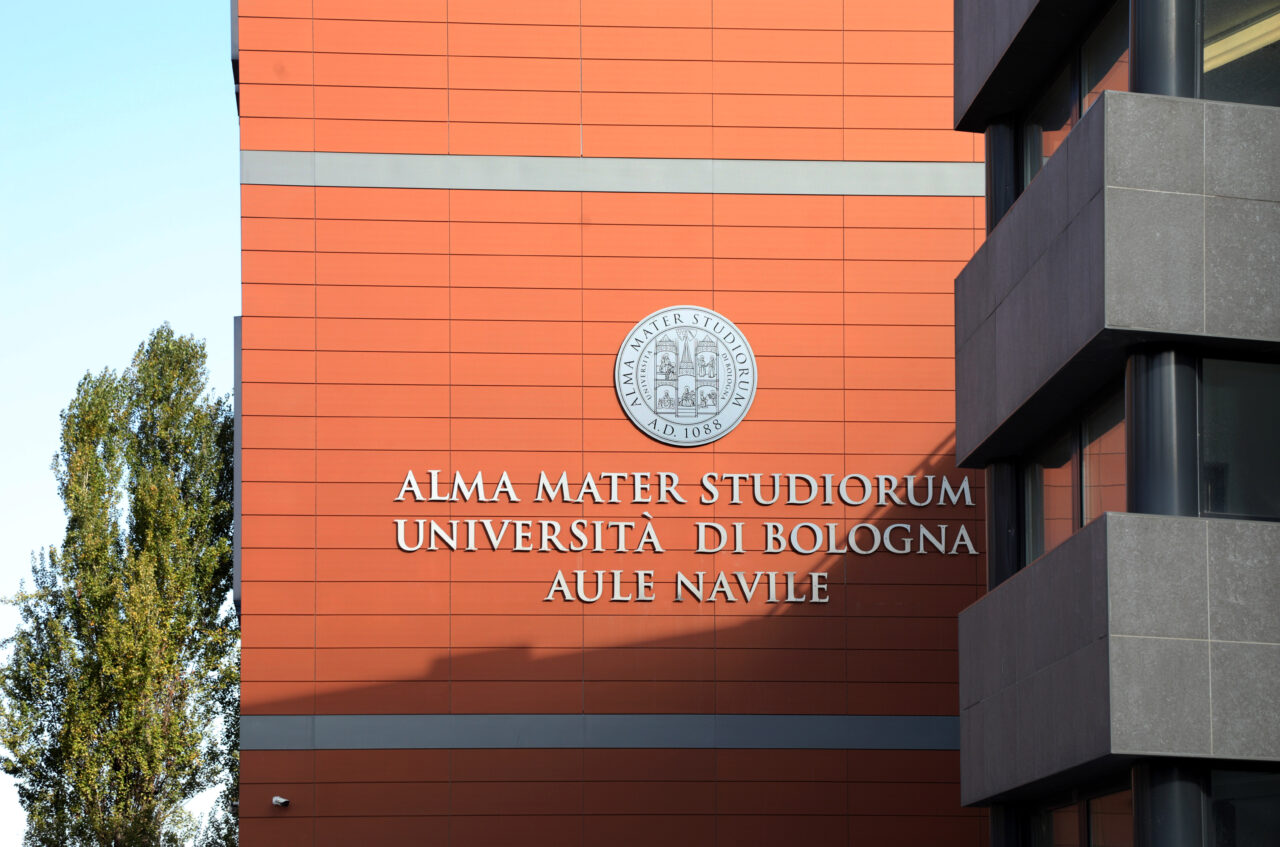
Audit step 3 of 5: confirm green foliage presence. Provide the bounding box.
[0,326,238,846]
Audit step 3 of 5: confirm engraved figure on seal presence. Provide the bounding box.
[653,330,719,420]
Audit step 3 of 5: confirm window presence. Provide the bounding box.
[1201,359,1280,520]
[1024,387,1126,564]
[1089,790,1134,847]
[1211,769,1280,846]
[1019,0,1130,189]
[1203,0,1280,107]
[1029,790,1133,847]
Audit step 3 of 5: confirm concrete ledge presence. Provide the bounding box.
[959,513,1280,804]
[955,93,1280,466]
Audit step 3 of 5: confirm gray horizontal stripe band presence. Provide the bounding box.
[241,150,984,196]
[240,714,958,751]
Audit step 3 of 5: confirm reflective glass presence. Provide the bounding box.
[1211,769,1280,846]
[1026,429,1078,562]
[1083,391,1127,523]
[1203,0,1280,107]
[1082,0,1131,112]
[1202,359,1280,520]
[1022,66,1076,187]
[1089,790,1134,847]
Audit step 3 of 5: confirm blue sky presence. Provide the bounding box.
[0,1,240,837]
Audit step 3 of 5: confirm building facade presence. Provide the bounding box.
[952,0,1280,844]
[232,1,991,845]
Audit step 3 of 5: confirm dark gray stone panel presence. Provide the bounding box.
[1104,94,1205,195]
[1207,520,1280,645]
[1205,196,1280,341]
[956,317,998,468]
[1209,642,1280,760]
[1104,187,1205,333]
[1107,514,1208,639]
[1067,102,1106,222]
[1206,101,1280,203]
[1110,635,1212,756]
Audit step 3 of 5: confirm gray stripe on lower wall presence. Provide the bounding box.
[240,714,959,751]
[240,150,985,196]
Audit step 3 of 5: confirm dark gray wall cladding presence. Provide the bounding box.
[960,514,1280,804]
[954,92,1280,465]
[954,0,1113,130]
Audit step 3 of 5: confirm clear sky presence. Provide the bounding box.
[0,1,239,838]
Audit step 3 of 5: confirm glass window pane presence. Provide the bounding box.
[1082,0,1131,113]
[1090,789,1134,847]
[1202,359,1280,519]
[1022,65,1076,187]
[1203,0,1280,107]
[1026,429,1078,562]
[1211,769,1280,846]
[1083,391,1127,523]
[1053,803,1082,847]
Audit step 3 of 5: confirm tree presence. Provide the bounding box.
[0,326,238,846]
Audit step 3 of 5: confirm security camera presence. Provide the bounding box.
[271,796,290,808]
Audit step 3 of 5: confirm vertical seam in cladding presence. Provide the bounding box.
[308,0,319,813]
[1205,525,1213,754]
[444,5,454,839]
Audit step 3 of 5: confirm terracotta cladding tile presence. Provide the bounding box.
[452,750,583,782]
[715,814,847,846]
[755,356,844,389]
[582,0,710,27]
[241,448,314,483]
[317,350,449,383]
[313,52,447,88]
[581,647,716,681]
[585,680,717,713]
[453,121,584,156]
[844,95,954,129]
[843,196,973,229]
[315,646,451,681]
[584,815,719,847]
[714,61,843,96]
[844,389,954,422]
[242,217,314,252]
[239,83,314,119]
[845,63,953,97]
[451,0,580,25]
[241,382,316,416]
[846,128,978,161]
[585,780,717,814]
[239,17,312,52]
[714,0,843,30]
[315,680,451,712]
[318,252,448,285]
[449,56,581,91]
[316,548,451,582]
[317,383,449,416]
[316,318,449,352]
[451,254,582,287]
[243,647,315,682]
[315,749,450,782]
[581,192,711,226]
[451,646,585,681]
[313,19,445,55]
[847,227,973,261]
[241,549,315,582]
[313,0,447,21]
[845,356,952,391]
[713,615,844,649]
[316,284,448,319]
[450,352,582,385]
[713,225,844,259]
[717,780,848,814]
[583,59,713,94]
[716,749,848,781]
[451,681,585,713]
[847,815,984,842]
[845,29,953,64]
[844,325,952,357]
[314,782,450,817]
[583,223,712,258]
[239,50,314,85]
[239,0,310,17]
[242,185,314,219]
[451,189,582,223]
[452,613,585,649]
[243,250,314,285]
[712,258,841,291]
[847,681,959,714]
[449,89,581,124]
[243,283,314,318]
[238,818,315,846]
[713,28,843,62]
[448,22,580,58]
[452,221,582,256]
[314,85,447,121]
[847,649,958,683]
[242,515,317,548]
[241,615,316,648]
[714,126,844,159]
[582,26,711,61]
[845,291,953,324]
[844,259,967,292]
[715,648,846,682]
[315,118,448,154]
[241,750,315,784]
[316,581,449,614]
[452,385,582,418]
[240,681,314,715]
[242,481,316,515]
[454,320,583,355]
[846,749,959,782]
[315,186,448,221]
[847,584,981,618]
[582,124,715,158]
[581,91,712,126]
[241,417,316,451]
[714,93,843,129]
[317,416,450,449]
[240,117,312,151]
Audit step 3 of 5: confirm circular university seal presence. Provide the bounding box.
[614,305,758,447]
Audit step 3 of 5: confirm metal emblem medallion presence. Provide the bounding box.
[614,305,758,447]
